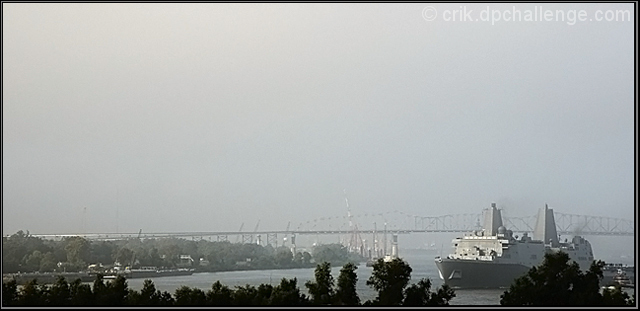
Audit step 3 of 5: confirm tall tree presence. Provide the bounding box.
[366,258,412,306]
[128,279,161,305]
[92,273,108,305]
[64,236,90,269]
[103,275,129,306]
[269,278,308,306]
[206,280,233,306]
[334,262,360,305]
[48,276,71,306]
[305,262,335,305]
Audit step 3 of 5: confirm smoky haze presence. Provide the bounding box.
[2,1,635,255]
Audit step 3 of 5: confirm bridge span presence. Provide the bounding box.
[28,210,634,245]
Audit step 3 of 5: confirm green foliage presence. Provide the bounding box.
[302,251,312,264]
[1,259,455,307]
[229,283,277,306]
[158,290,175,305]
[3,230,53,273]
[403,278,456,306]
[90,274,129,306]
[427,282,456,305]
[500,251,634,306]
[39,252,58,272]
[335,262,360,305]
[312,243,363,265]
[602,286,634,306]
[207,280,233,305]
[47,276,71,305]
[16,279,46,306]
[174,285,207,305]
[64,236,91,268]
[255,283,274,305]
[125,278,174,306]
[305,262,335,305]
[403,278,430,306]
[68,278,93,305]
[232,284,260,305]
[365,257,455,306]
[2,279,18,306]
[106,275,129,305]
[92,273,108,305]
[367,257,412,305]
[115,247,134,266]
[275,247,294,267]
[1,230,455,307]
[25,250,44,271]
[2,231,316,276]
[269,277,309,306]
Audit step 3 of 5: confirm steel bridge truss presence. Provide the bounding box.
[296,211,634,236]
[27,211,633,242]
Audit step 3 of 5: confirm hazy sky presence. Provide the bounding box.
[2,3,635,238]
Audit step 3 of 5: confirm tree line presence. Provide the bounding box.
[3,230,363,274]
[500,251,635,306]
[5,252,633,306]
[3,258,456,306]
[3,230,636,306]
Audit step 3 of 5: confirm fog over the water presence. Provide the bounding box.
[2,3,635,258]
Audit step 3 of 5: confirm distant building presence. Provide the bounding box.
[177,255,194,268]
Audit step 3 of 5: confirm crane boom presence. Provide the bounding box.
[344,189,352,228]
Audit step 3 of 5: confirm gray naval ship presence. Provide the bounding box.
[434,203,594,288]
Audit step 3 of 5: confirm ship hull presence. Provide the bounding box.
[435,258,531,289]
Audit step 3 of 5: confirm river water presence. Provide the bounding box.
[123,249,505,305]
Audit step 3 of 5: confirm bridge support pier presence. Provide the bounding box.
[267,233,278,248]
[242,234,253,244]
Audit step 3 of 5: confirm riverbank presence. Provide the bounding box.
[3,271,96,285]
[2,261,360,286]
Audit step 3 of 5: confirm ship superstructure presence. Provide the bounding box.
[434,203,595,288]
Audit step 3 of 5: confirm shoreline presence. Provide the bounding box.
[2,261,363,286]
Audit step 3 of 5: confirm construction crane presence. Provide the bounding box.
[344,189,352,229]
[344,189,364,256]
[129,229,143,268]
